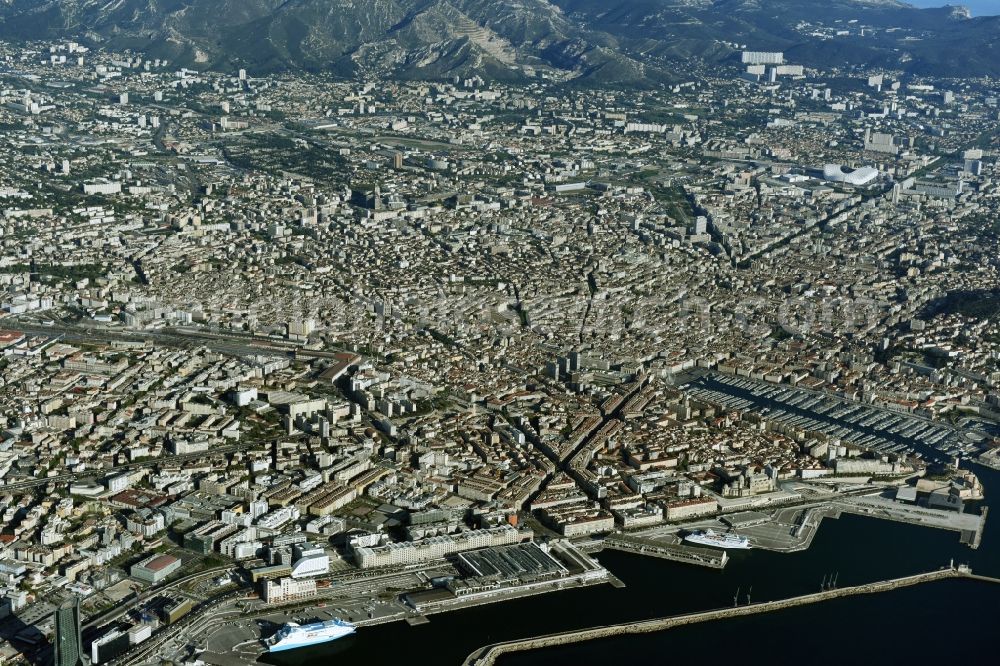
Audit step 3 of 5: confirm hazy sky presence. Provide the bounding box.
[905,1,999,16]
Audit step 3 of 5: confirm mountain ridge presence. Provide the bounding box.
[0,0,996,83]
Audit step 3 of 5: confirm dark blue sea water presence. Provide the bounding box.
[503,577,999,666]
[263,464,999,666]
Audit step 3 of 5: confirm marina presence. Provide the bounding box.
[679,372,979,462]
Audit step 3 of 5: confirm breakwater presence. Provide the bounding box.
[463,566,996,666]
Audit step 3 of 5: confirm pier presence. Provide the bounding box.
[832,495,985,541]
[462,566,999,666]
[602,534,729,569]
[967,505,988,549]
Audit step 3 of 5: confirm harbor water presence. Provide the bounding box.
[262,465,999,666]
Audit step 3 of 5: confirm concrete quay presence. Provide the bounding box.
[602,534,729,569]
[462,566,996,666]
[618,492,987,559]
[968,506,988,549]
[833,495,986,546]
[190,550,616,666]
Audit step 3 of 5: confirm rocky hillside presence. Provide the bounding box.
[0,0,996,82]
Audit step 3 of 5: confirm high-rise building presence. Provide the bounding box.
[90,629,129,665]
[53,597,85,666]
[864,128,899,155]
[741,51,784,65]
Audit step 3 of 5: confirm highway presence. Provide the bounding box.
[83,565,235,631]
[112,564,444,666]
[115,589,250,666]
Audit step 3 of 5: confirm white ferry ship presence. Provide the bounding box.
[683,529,751,550]
[265,618,356,652]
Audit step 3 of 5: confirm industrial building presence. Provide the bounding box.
[353,525,529,569]
[130,553,182,584]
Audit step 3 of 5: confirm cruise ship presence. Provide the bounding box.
[684,529,751,550]
[265,618,356,652]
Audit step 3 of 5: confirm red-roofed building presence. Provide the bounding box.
[108,489,169,510]
[0,330,25,349]
[131,553,182,583]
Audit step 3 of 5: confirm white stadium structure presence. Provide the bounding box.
[822,164,880,186]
